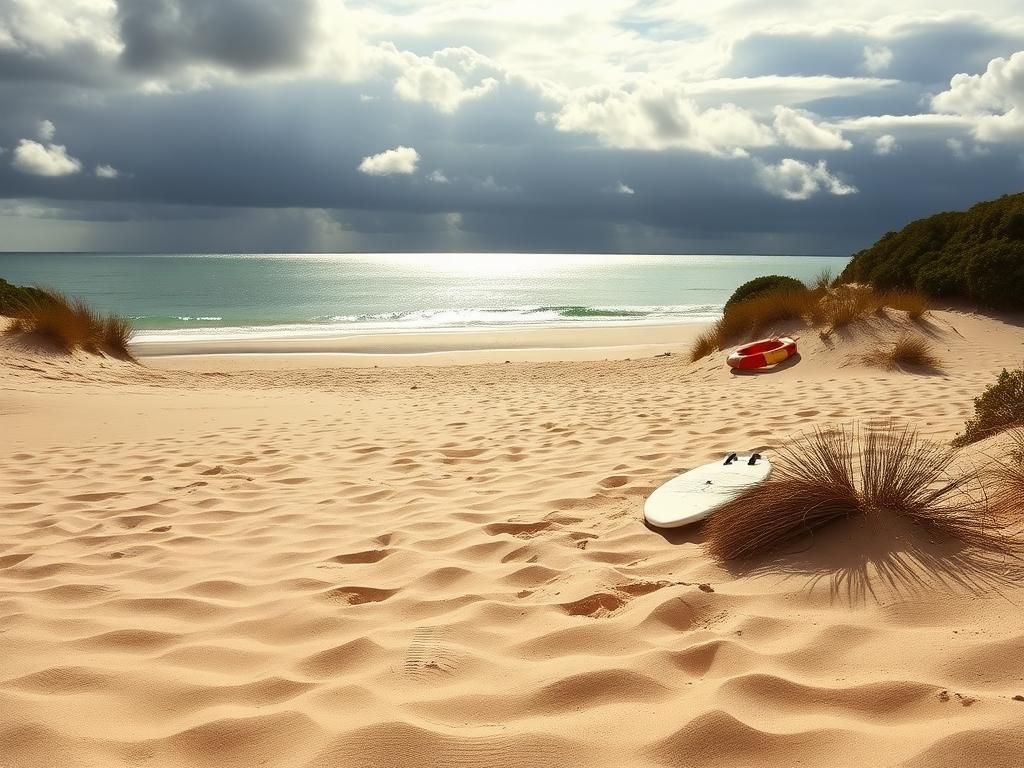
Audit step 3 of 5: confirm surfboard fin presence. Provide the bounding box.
[747,453,762,465]
[723,453,738,465]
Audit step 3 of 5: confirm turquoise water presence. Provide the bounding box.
[0,253,849,341]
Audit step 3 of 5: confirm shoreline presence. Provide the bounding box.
[137,322,711,367]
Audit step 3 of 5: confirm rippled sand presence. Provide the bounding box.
[2,310,1023,767]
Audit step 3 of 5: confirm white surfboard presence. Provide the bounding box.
[644,453,772,529]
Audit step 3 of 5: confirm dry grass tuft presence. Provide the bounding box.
[688,283,932,361]
[4,289,136,360]
[988,429,1024,520]
[688,327,720,362]
[100,315,135,359]
[705,423,1011,561]
[810,269,834,293]
[879,290,931,320]
[705,426,859,560]
[863,334,941,371]
[860,425,995,548]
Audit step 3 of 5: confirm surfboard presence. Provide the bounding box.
[644,453,772,529]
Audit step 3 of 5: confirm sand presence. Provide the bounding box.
[2,309,1024,768]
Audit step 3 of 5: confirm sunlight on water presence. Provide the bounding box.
[0,252,850,340]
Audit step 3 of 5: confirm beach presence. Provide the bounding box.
[3,309,1024,768]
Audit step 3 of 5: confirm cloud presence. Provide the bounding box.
[551,83,862,154]
[358,145,420,176]
[11,139,82,176]
[3,2,1024,255]
[947,138,991,159]
[772,107,851,149]
[931,50,1024,142]
[550,81,775,154]
[37,119,56,141]
[615,181,635,195]
[862,44,893,73]
[390,46,501,113]
[873,134,900,154]
[95,163,120,179]
[115,0,316,73]
[755,159,857,200]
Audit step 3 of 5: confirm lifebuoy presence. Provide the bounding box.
[727,337,798,369]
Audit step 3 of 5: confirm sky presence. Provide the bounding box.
[1,1,1023,254]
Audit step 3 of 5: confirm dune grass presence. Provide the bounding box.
[987,429,1024,520]
[704,423,1009,561]
[878,290,930,321]
[688,282,932,362]
[5,288,136,360]
[862,334,942,371]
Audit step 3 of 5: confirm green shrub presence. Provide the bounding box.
[0,278,52,316]
[965,243,1024,310]
[840,193,1024,310]
[952,367,1024,447]
[914,260,961,299]
[724,275,807,311]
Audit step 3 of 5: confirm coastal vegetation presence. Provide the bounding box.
[723,274,807,311]
[2,280,136,360]
[0,277,51,315]
[689,278,931,362]
[952,366,1024,447]
[862,334,941,372]
[839,192,1024,310]
[990,429,1024,519]
[705,423,1018,562]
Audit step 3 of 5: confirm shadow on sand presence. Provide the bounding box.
[717,513,1024,606]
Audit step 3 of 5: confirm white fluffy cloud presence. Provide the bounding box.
[873,134,900,154]
[756,159,857,200]
[95,163,119,178]
[615,181,635,195]
[931,51,1024,141]
[390,46,501,113]
[427,170,449,183]
[11,139,82,176]
[551,82,775,154]
[772,106,851,150]
[357,145,420,176]
[550,82,856,154]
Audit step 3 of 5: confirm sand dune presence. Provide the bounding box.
[2,310,1024,767]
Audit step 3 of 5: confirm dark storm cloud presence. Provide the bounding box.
[4,75,1022,255]
[0,44,114,86]
[1,2,1023,254]
[115,0,316,72]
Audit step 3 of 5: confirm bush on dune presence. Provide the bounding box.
[952,366,1024,447]
[840,192,1024,310]
[0,278,52,316]
[3,284,136,360]
[705,423,1012,562]
[724,275,808,311]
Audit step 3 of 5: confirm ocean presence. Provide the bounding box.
[0,253,850,342]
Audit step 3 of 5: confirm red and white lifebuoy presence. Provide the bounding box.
[727,337,798,370]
